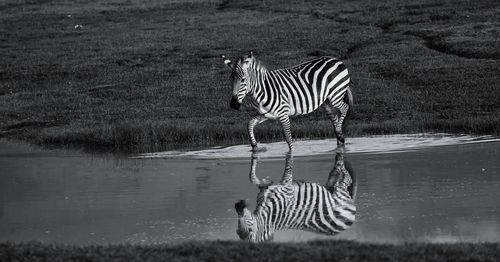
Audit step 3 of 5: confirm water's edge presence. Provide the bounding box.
[133,133,500,160]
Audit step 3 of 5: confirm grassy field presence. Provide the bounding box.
[2,241,500,262]
[0,0,499,153]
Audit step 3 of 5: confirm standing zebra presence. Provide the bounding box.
[221,52,353,151]
[235,151,357,242]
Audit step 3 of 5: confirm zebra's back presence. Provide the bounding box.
[261,181,356,235]
[270,56,350,115]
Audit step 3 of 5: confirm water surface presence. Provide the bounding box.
[1,135,499,244]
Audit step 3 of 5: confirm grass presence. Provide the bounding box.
[0,0,499,153]
[2,241,500,262]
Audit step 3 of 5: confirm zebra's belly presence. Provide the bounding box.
[288,102,323,116]
[263,112,279,118]
[252,103,280,119]
[250,99,324,118]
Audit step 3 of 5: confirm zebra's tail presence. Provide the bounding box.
[344,85,354,109]
[344,160,357,200]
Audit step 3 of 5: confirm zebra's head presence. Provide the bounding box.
[234,200,259,242]
[221,52,255,110]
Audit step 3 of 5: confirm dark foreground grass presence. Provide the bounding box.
[2,241,500,262]
[1,0,499,153]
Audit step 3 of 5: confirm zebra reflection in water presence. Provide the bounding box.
[235,151,356,242]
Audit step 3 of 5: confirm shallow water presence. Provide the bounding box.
[1,135,500,244]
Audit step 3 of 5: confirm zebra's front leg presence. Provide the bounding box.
[250,153,272,188]
[279,115,294,152]
[248,115,268,151]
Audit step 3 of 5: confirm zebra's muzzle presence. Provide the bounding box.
[230,96,241,110]
[235,200,247,215]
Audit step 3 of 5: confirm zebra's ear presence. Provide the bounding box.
[247,51,255,61]
[221,55,232,68]
[242,52,254,64]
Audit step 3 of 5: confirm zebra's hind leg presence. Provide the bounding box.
[325,153,345,193]
[324,101,349,145]
[279,115,294,152]
[335,101,350,145]
[248,116,268,151]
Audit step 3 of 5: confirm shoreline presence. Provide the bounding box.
[3,121,500,154]
[2,132,500,157]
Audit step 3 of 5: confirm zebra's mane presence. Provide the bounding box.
[250,57,267,72]
[230,56,267,79]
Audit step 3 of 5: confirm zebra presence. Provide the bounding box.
[221,52,353,151]
[235,151,357,242]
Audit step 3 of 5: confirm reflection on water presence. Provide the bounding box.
[235,150,356,242]
[1,138,500,244]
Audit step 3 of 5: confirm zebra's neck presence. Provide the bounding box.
[252,191,277,241]
[253,210,272,241]
[248,66,298,115]
[253,184,296,241]
[247,63,268,98]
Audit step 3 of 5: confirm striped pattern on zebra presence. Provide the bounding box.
[221,52,353,151]
[235,152,356,242]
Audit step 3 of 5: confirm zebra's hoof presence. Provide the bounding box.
[334,145,346,154]
[252,146,267,153]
